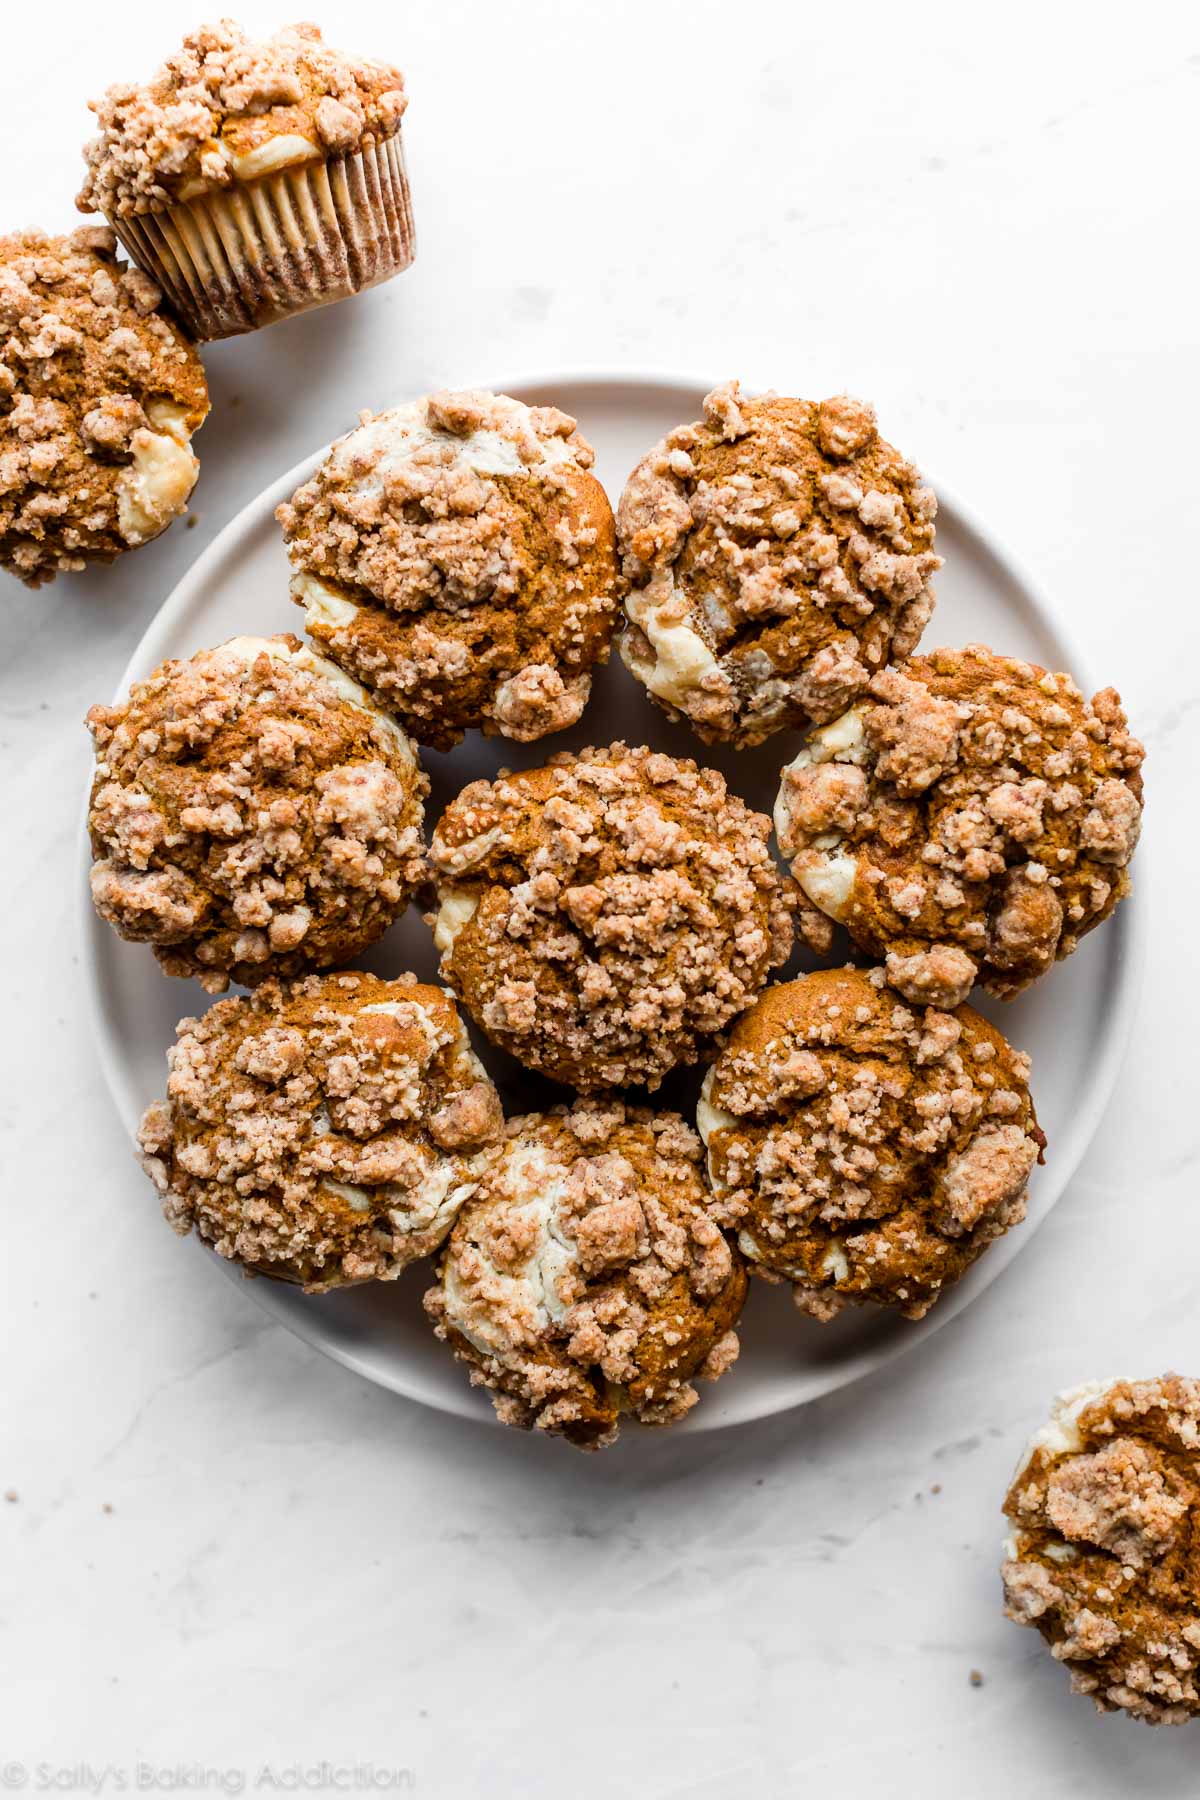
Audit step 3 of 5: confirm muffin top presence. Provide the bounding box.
[0,227,208,586]
[86,634,427,991]
[617,382,940,746]
[278,390,620,749]
[1003,1376,1200,1725]
[698,966,1042,1320]
[775,645,1145,1006]
[429,743,793,1090]
[139,971,503,1292]
[425,1097,746,1449]
[77,19,407,218]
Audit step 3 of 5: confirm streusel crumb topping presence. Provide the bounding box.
[429,742,794,1091]
[87,634,427,991]
[425,1097,746,1448]
[617,383,940,746]
[78,20,406,217]
[278,391,619,749]
[698,966,1042,1319]
[0,227,207,585]
[776,644,1145,1003]
[139,971,503,1291]
[1003,1376,1200,1725]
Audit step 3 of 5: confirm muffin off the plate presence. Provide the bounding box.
[0,227,208,585]
[76,20,415,340]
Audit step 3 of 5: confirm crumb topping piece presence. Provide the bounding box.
[78,20,407,217]
[428,743,794,1091]
[617,383,940,747]
[697,966,1042,1319]
[0,227,207,585]
[775,645,1145,1001]
[278,390,620,749]
[1003,1376,1200,1725]
[425,1097,747,1449]
[87,634,427,991]
[139,971,502,1290]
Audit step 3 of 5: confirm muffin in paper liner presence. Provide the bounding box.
[110,133,414,341]
[76,20,416,341]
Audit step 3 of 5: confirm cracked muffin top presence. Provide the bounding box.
[277,390,620,750]
[425,1097,746,1449]
[87,634,427,991]
[0,227,208,586]
[1003,1376,1200,1725]
[428,742,793,1091]
[697,966,1042,1320]
[616,382,939,747]
[775,645,1145,1007]
[78,20,407,217]
[139,970,503,1291]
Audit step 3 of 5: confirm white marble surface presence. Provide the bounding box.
[2,1,1198,1793]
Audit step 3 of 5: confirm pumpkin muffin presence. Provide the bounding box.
[77,20,414,340]
[617,382,939,746]
[428,743,793,1091]
[277,390,620,749]
[775,645,1145,1007]
[697,966,1043,1320]
[0,226,207,586]
[139,971,503,1291]
[1002,1376,1200,1725]
[425,1097,746,1448]
[86,634,427,992]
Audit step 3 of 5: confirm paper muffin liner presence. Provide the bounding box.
[111,133,415,342]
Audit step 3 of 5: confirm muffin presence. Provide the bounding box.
[77,21,414,341]
[278,389,620,749]
[1002,1377,1200,1725]
[139,971,503,1290]
[428,743,793,1090]
[617,382,939,746]
[697,966,1043,1320]
[425,1098,746,1448]
[86,634,427,991]
[0,226,208,586]
[775,646,1145,1007]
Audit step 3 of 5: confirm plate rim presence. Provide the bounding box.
[79,365,1148,1434]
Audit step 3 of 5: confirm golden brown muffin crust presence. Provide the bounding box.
[776,645,1145,1004]
[617,382,939,746]
[425,1097,747,1449]
[78,20,407,217]
[429,743,794,1091]
[278,391,620,750]
[87,635,427,991]
[1003,1377,1200,1725]
[139,971,503,1291]
[0,226,207,585]
[698,966,1042,1319]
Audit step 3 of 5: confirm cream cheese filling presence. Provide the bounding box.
[622,568,727,709]
[116,420,198,547]
[432,889,479,955]
[775,706,870,922]
[327,395,580,490]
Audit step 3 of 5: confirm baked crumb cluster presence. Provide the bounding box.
[698,966,1042,1319]
[429,743,793,1091]
[776,645,1145,1006]
[278,390,620,748]
[425,1098,746,1448]
[139,971,502,1290]
[1003,1377,1200,1725]
[77,20,407,217]
[87,635,427,991]
[617,382,940,746]
[0,227,207,585]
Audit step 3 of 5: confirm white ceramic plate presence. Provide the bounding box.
[81,371,1144,1433]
